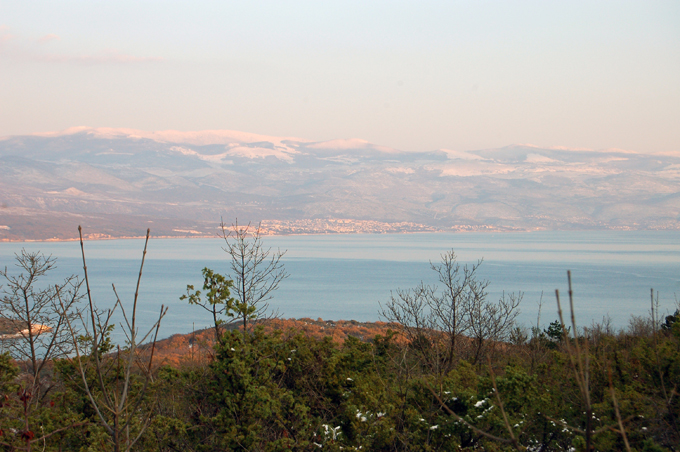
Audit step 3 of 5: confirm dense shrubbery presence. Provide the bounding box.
[1,314,679,451]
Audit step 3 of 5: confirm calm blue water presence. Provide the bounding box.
[1,231,678,341]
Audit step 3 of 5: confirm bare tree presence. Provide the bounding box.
[61,227,167,452]
[381,250,522,373]
[467,290,521,364]
[220,219,288,338]
[380,283,445,374]
[0,250,82,403]
[429,252,489,365]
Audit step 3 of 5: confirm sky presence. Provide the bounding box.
[0,1,678,153]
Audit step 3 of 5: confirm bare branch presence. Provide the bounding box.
[61,226,166,452]
[220,218,288,338]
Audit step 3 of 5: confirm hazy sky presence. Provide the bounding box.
[1,1,678,153]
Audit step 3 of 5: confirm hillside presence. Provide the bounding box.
[2,127,680,241]
[151,318,403,367]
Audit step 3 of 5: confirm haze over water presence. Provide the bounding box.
[1,231,678,341]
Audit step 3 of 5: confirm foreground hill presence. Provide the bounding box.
[2,311,679,450]
[151,318,403,366]
[1,127,679,240]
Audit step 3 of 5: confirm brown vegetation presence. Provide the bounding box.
[150,318,406,367]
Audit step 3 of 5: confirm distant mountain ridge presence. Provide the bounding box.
[1,127,679,241]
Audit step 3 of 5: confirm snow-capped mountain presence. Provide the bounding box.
[1,127,679,240]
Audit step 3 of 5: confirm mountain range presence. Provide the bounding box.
[1,127,679,241]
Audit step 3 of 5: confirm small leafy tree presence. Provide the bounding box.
[661,309,679,333]
[542,319,569,349]
[180,267,234,343]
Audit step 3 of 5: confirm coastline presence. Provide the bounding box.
[1,224,673,244]
[0,224,528,244]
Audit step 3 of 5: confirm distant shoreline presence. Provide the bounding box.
[0,229,481,244]
[2,225,677,245]
[0,217,531,243]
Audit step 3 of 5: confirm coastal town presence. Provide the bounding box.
[257,219,510,235]
[0,217,519,242]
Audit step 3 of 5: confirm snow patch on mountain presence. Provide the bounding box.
[29,126,308,148]
[224,145,299,162]
[308,139,399,153]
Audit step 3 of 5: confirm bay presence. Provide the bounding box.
[1,231,678,342]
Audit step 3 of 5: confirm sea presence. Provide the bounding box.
[1,231,678,342]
